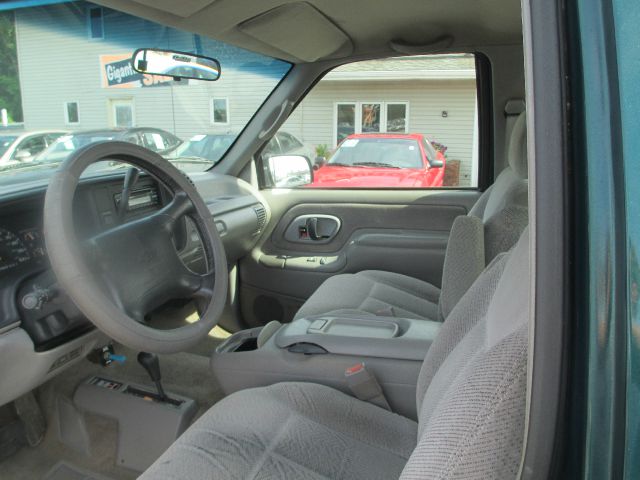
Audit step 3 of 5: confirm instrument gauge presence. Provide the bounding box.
[0,228,31,272]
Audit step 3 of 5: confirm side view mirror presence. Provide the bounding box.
[15,149,32,161]
[266,155,313,188]
[429,159,444,169]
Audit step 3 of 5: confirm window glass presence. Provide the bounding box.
[0,136,19,157]
[361,103,381,133]
[278,132,302,151]
[88,7,103,39]
[110,100,133,128]
[212,98,229,124]
[330,138,423,169]
[264,54,478,189]
[387,103,408,133]
[336,103,356,145]
[15,135,46,157]
[65,102,79,124]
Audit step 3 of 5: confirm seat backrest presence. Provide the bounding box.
[401,228,529,479]
[436,111,528,320]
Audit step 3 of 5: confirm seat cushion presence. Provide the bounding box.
[294,270,441,321]
[140,382,418,480]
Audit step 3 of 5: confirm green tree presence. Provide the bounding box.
[0,11,23,123]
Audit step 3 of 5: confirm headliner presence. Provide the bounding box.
[93,0,522,63]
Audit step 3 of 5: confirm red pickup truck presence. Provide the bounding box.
[308,133,446,188]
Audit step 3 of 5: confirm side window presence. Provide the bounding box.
[262,135,281,157]
[261,54,479,189]
[14,135,46,158]
[141,131,170,152]
[278,132,303,153]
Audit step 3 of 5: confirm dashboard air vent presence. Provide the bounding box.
[254,205,267,233]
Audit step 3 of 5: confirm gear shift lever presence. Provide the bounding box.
[137,352,168,402]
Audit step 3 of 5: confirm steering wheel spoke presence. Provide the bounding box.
[151,190,195,230]
[180,269,216,299]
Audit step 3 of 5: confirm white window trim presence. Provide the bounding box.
[64,101,80,125]
[333,101,410,146]
[210,97,230,125]
[87,6,104,40]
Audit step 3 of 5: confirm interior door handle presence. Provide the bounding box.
[284,214,341,244]
[306,217,323,240]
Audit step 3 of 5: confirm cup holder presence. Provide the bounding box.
[216,327,262,353]
[234,337,258,352]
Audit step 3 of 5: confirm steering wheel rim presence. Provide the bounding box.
[43,141,228,353]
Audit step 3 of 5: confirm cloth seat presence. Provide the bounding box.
[143,382,418,479]
[295,111,528,323]
[294,270,442,321]
[141,229,530,480]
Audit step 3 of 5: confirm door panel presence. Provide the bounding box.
[238,189,481,327]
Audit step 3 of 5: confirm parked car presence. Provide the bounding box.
[164,133,236,170]
[34,127,182,164]
[262,131,317,164]
[0,130,67,166]
[308,133,446,188]
[166,131,314,172]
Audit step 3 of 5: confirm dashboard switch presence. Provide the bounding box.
[21,285,55,310]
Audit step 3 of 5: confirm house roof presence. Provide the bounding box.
[324,54,476,81]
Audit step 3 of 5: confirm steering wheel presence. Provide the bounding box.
[43,141,228,353]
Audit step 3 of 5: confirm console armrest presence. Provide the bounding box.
[275,314,441,361]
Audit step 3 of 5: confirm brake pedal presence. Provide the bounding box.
[14,392,46,446]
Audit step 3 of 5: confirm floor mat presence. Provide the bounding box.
[43,461,113,480]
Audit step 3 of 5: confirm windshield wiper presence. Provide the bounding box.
[353,161,400,168]
[327,162,363,167]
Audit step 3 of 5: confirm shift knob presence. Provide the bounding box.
[137,352,161,382]
[137,352,167,401]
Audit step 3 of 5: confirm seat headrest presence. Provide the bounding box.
[508,112,528,179]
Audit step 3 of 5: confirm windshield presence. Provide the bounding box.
[329,137,424,169]
[0,135,18,157]
[0,2,291,184]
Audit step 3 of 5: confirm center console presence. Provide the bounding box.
[211,314,441,420]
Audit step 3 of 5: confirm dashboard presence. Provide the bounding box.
[0,172,268,357]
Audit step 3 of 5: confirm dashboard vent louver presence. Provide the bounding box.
[254,205,267,232]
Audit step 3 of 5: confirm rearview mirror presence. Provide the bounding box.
[131,48,221,81]
[429,159,444,169]
[266,155,313,188]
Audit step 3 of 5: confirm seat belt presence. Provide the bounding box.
[503,99,526,169]
[344,362,391,410]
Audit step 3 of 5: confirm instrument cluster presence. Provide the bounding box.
[0,226,46,273]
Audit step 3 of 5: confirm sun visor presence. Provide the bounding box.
[238,2,353,62]
[132,0,215,18]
